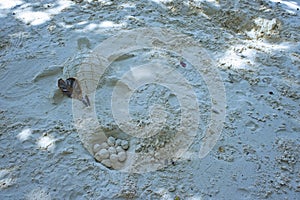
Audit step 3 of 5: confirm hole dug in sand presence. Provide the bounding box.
[93,136,129,169]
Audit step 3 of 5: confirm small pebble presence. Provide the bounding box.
[108,146,116,155]
[117,151,127,162]
[101,159,112,168]
[168,186,176,192]
[121,140,129,150]
[107,136,116,146]
[93,144,101,153]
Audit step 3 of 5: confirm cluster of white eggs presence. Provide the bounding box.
[93,136,129,169]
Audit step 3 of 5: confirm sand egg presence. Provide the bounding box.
[93,136,129,169]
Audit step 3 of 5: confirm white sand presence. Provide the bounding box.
[0,0,299,199]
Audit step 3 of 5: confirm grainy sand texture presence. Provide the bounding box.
[0,0,299,199]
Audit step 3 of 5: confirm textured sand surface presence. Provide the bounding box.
[0,0,299,199]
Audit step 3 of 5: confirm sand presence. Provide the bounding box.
[0,0,299,199]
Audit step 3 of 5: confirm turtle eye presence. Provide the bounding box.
[58,78,66,88]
